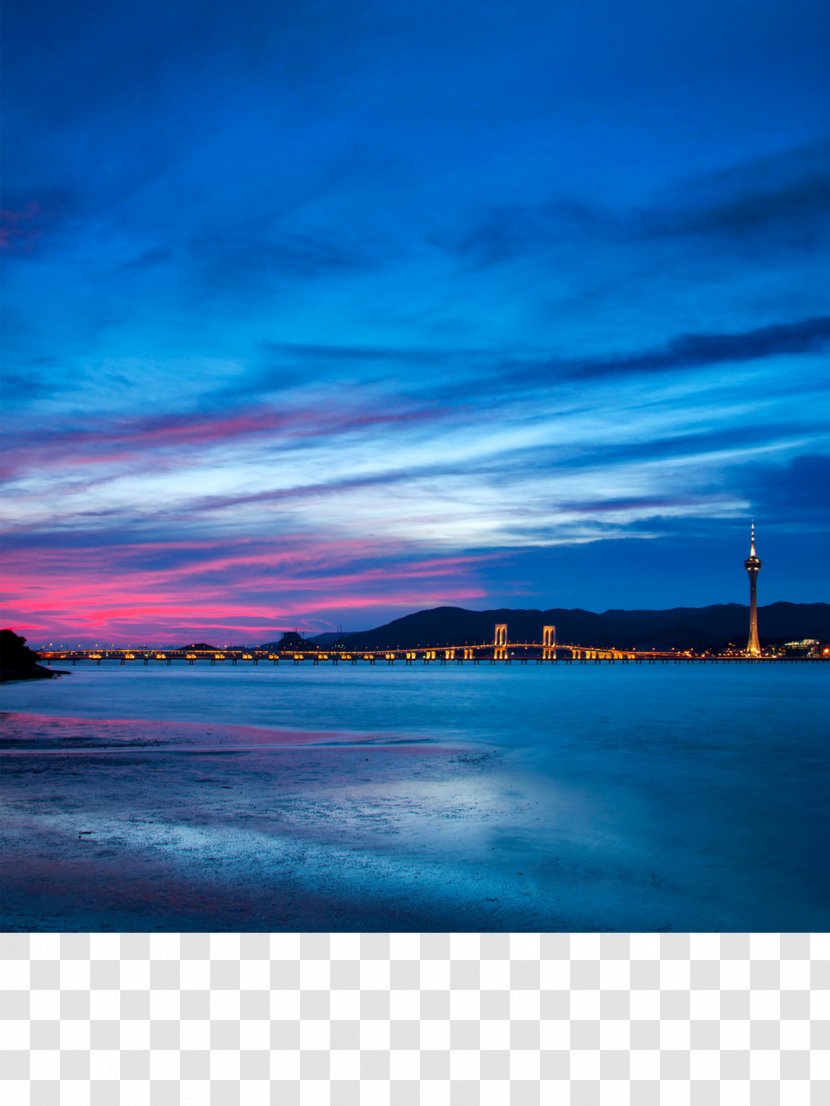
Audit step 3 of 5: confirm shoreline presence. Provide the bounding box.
[0,664,69,683]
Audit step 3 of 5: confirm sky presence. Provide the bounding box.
[2,1,829,645]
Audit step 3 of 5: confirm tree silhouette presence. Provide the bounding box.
[0,629,44,678]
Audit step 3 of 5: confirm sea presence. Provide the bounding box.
[1,662,828,931]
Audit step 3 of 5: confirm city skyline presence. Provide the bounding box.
[2,2,829,644]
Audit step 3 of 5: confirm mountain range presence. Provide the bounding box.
[292,603,830,652]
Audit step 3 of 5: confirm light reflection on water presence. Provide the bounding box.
[1,664,828,930]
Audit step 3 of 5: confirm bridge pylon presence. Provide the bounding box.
[542,624,556,660]
[493,623,508,661]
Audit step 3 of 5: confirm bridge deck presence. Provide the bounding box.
[39,646,825,665]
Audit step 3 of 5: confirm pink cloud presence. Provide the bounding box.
[0,536,495,644]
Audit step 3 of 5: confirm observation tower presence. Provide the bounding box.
[744,521,762,656]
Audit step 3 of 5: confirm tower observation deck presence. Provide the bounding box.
[744,521,762,656]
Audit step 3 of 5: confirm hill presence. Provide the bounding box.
[0,629,57,681]
[336,603,830,652]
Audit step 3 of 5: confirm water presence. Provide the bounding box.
[2,663,828,931]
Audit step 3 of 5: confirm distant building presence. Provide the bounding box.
[744,521,762,656]
[274,631,312,652]
[778,638,823,658]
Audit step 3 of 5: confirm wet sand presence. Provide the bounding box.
[3,663,829,931]
[1,710,677,931]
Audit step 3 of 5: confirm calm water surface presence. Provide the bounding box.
[1,664,828,930]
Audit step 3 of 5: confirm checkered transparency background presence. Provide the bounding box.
[1,932,828,1105]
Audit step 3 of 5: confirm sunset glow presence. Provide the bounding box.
[3,2,828,643]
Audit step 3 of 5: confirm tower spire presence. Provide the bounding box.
[750,519,757,558]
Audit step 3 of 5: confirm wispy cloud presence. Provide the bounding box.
[740,453,830,524]
[643,140,830,249]
[443,139,830,267]
[0,537,493,643]
[0,398,448,480]
[554,316,830,380]
[187,226,381,293]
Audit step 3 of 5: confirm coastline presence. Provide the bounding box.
[0,664,67,683]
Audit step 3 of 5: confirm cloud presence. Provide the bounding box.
[443,139,830,266]
[555,315,830,380]
[646,173,830,248]
[227,341,497,400]
[0,408,292,479]
[0,536,494,643]
[229,346,437,399]
[0,394,452,487]
[186,226,382,298]
[233,314,830,412]
[741,453,830,524]
[0,366,73,403]
[643,139,830,250]
[515,422,827,474]
[261,341,470,365]
[420,316,830,397]
[182,472,416,516]
[445,196,609,267]
[541,494,722,518]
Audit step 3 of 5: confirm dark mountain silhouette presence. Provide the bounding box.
[306,632,346,646]
[177,642,218,651]
[335,603,830,652]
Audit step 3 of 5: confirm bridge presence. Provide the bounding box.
[38,625,825,666]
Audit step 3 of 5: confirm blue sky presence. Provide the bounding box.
[2,1,829,642]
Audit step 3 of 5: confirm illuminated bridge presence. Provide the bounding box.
[39,625,824,666]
